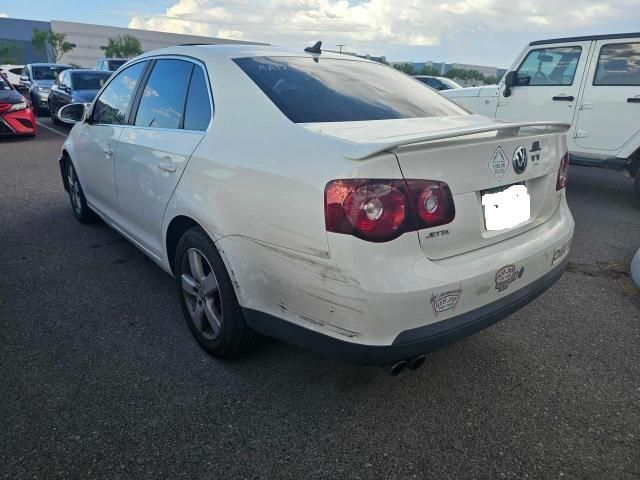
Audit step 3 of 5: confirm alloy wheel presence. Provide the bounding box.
[67,163,82,215]
[180,248,223,340]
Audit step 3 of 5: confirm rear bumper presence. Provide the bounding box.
[244,257,568,365]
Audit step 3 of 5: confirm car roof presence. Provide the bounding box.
[530,32,640,46]
[68,69,112,74]
[28,63,72,67]
[137,44,373,63]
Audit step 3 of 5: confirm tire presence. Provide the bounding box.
[175,227,259,358]
[31,94,41,116]
[65,159,96,223]
[50,103,61,124]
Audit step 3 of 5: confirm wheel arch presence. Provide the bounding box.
[165,215,201,274]
[164,215,243,297]
[59,148,71,192]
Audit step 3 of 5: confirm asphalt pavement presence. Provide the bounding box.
[1,118,639,479]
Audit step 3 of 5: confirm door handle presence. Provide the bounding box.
[158,160,176,172]
[552,95,574,101]
[628,97,640,103]
[103,147,113,156]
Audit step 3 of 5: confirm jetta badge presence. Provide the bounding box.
[512,146,528,174]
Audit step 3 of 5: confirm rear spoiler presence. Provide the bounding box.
[344,121,570,160]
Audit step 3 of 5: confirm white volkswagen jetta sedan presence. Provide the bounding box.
[57,45,574,373]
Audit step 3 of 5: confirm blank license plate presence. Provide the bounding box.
[482,184,530,231]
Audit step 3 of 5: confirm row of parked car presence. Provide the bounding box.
[0,58,127,137]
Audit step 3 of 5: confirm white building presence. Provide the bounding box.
[51,20,266,68]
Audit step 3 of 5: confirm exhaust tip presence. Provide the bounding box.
[408,355,426,371]
[383,360,408,376]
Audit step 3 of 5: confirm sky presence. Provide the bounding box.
[1,0,639,67]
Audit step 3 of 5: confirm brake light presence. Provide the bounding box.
[325,179,455,242]
[556,152,569,190]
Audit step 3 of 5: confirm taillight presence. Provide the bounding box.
[556,152,569,190]
[325,179,455,242]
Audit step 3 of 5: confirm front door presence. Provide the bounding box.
[73,61,148,219]
[113,58,212,257]
[496,42,592,125]
[574,39,640,152]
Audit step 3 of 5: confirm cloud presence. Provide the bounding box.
[128,0,637,55]
[0,13,8,18]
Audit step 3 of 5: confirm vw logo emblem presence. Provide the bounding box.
[512,146,528,174]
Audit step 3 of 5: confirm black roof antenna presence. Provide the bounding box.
[304,41,322,54]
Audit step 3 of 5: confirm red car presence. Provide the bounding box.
[0,72,36,136]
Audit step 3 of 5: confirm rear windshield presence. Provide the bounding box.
[0,77,11,90]
[108,60,127,71]
[33,66,69,80]
[71,72,111,90]
[233,56,466,123]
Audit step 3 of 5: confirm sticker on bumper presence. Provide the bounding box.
[552,240,570,265]
[431,285,462,316]
[495,265,524,292]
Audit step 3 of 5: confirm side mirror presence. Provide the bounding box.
[58,103,89,125]
[503,71,516,97]
[20,75,29,82]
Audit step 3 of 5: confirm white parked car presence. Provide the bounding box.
[57,45,575,373]
[443,33,640,200]
[0,64,24,87]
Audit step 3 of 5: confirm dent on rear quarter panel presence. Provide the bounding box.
[214,235,368,339]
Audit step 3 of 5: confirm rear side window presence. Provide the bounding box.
[516,47,582,86]
[134,59,193,129]
[594,42,640,86]
[184,66,212,131]
[92,61,146,125]
[233,57,465,123]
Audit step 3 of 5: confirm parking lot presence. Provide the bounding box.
[1,118,639,479]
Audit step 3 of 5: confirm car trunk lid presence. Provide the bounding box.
[303,115,569,259]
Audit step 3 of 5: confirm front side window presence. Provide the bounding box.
[184,66,213,131]
[92,61,146,125]
[234,57,466,123]
[516,47,582,86]
[71,72,111,90]
[134,59,193,129]
[594,42,640,86]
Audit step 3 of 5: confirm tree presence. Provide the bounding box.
[0,41,21,64]
[31,29,74,62]
[416,65,441,76]
[393,62,414,75]
[104,35,143,59]
[445,68,493,85]
[484,75,499,85]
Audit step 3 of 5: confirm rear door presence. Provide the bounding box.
[113,57,212,257]
[574,39,640,152]
[496,42,592,124]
